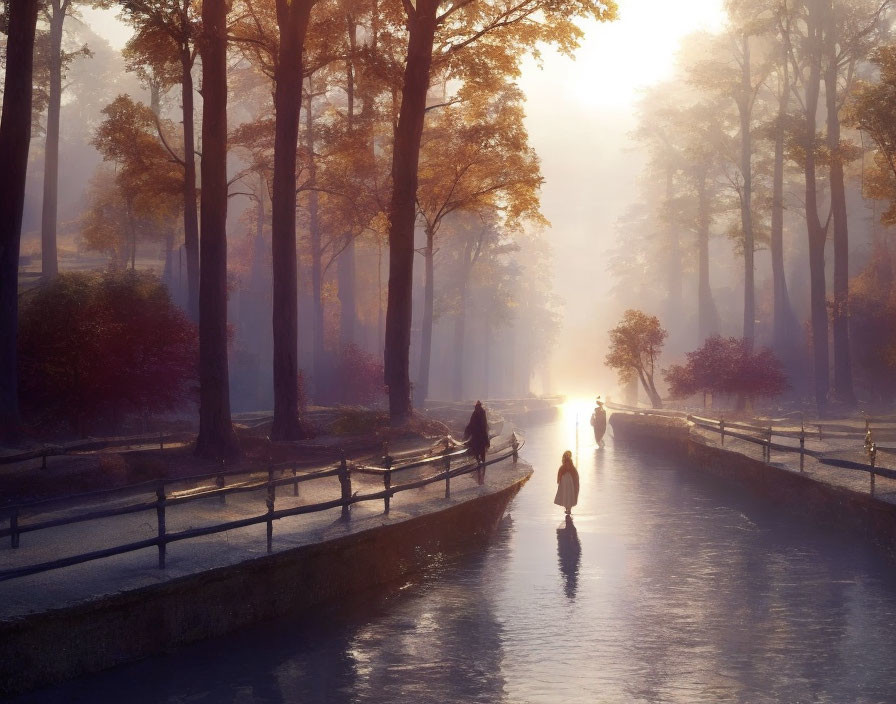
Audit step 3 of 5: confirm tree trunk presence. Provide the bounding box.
[697,175,720,339]
[40,0,66,279]
[306,93,326,402]
[739,33,755,349]
[163,229,175,289]
[771,61,798,355]
[664,167,682,320]
[637,367,663,409]
[825,47,854,406]
[377,241,384,353]
[195,0,239,459]
[270,0,312,440]
[804,9,829,414]
[337,37,357,350]
[415,227,435,407]
[483,307,491,400]
[453,280,468,402]
[384,0,437,423]
[337,236,356,347]
[180,47,200,322]
[0,0,39,441]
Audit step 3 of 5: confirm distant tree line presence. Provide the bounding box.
[0,0,610,447]
[610,0,896,415]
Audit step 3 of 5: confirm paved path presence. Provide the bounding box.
[0,443,529,622]
[688,424,896,504]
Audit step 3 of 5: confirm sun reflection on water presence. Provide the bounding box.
[560,397,601,463]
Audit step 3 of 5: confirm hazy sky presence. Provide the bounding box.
[516,0,725,394]
[81,0,726,396]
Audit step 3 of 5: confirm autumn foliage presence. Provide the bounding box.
[18,272,197,435]
[849,246,896,403]
[605,309,667,408]
[664,336,789,404]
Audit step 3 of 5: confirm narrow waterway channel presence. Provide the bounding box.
[18,403,896,703]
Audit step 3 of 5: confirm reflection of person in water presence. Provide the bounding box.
[554,450,579,515]
[556,514,581,600]
[590,397,607,448]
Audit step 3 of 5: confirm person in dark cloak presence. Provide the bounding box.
[464,400,490,465]
[591,398,607,447]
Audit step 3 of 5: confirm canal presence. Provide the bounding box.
[18,403,896,703]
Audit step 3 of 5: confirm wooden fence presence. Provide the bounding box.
[0,431,194,467]
[0,434,523,582]
[605,401,896,495]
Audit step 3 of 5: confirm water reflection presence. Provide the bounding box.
[16,419,896,703]
[556,515,581,600]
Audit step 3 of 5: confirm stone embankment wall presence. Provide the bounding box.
[610,413,896,558]
[0,473,529,698]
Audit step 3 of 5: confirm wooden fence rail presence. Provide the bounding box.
[606,402,890,494]
[0,434,523,583]
[0,431,194,467]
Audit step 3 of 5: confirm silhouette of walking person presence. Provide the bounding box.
[464,401,490,483]
[591,397,607,448]
[554,450,579,515]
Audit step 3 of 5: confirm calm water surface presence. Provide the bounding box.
[19,405,896,703]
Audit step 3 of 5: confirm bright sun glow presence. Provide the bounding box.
[560,397,601,462]
[522,0,726,110]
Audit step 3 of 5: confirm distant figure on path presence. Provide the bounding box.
[591,398,607,448]
[554,450,580,515]
[464,400,490,465]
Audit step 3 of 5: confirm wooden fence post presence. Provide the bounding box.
[866,431,877,498]
[443,445,452,499]
[292,466,299,497]
[383,453,393,514]
[10,509,19,549]
[156,484,166,569]
[159,431,164,450]
[266,468,275,553]
[799,424,805,472]
[511,433,519,464]
[765,425,772,464]
[339,452,351,521]
[217,473,226,505]
[720,418,725,446]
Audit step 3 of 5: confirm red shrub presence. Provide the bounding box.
[329,344,385,406]
[18,271,198,434]
[664,336,789,403]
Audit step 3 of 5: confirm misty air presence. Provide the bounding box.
[3,0,896,701]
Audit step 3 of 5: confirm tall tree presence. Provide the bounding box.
[119,0,201,321]
[789,0,831,412]
[90,95,182,268]
[606,309,668,409]
[40,0,89,279]
[414,83,542,406]
[0,0,40,440]
[766,4,799,356]
[384,0,617,422]
[822,0,889,405]
[195,0,239,458]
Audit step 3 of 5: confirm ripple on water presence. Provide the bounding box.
[14,420,896,704]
